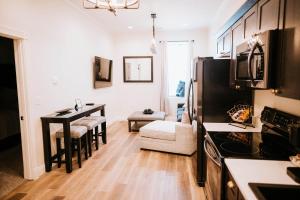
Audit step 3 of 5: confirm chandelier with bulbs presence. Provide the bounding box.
[83,0,140,16]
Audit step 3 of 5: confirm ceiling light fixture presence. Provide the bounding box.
[150,13,157,54]
[127,26,133,29]
[83,0,140,16]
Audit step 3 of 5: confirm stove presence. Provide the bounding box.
[204,106,300,200]
[206,130,295,160]
[206,106,299,161]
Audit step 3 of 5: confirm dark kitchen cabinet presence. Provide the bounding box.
[217,36,223,55]
[216,29,232,58]
[216,0,300,100]
[232,19,244,58]
[230,19,244,88]
[225,168,245,200]
[243,4,258,39]
[223,29,232,57]
[276,0,300,100]
[257,0,280,31]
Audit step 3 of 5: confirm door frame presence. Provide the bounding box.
[0,25,35,179]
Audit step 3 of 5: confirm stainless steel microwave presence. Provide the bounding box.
[234,30,278,89]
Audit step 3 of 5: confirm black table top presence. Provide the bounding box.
[41,104,105,120]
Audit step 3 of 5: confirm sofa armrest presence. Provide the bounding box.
[175,122,195,141]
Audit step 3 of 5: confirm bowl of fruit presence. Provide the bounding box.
[227,105,253,123]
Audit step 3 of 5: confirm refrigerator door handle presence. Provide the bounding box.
[187,78,194,124]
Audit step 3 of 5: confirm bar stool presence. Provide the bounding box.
[56,126,88,168]
[85,116,107,145]
[73,118,99,156]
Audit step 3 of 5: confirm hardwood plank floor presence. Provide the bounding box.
[2,121,206,200]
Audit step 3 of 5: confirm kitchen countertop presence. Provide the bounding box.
[203,122,262,132]
[225,159,300,200]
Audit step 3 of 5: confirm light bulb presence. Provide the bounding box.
[150,38,157,54]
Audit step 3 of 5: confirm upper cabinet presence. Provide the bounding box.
[231,19,244,58]
[223,29,232,56]
[217,36,223,55]
[243,5,258,39]
[217,29,232,58]
[257,0,280,31]
[216,0,300,100]
[277,0,300,99]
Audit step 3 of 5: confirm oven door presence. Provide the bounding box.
[204,136,222,200]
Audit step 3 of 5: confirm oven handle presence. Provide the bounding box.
[204,138,222,167]
[247,41,264,87]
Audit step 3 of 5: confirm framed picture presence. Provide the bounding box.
[75,98,83,109]
[123,56,153,83]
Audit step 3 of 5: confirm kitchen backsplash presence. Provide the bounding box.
[254,90,300,117]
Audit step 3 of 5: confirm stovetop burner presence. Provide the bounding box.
[220,142,259,155]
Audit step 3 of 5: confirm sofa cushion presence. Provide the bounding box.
[140,120,176,141]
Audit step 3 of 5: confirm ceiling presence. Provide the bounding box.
[70,0,224,33]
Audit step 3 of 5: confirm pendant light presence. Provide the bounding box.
[150,13,157,54]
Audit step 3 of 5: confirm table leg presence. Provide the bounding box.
[100,107,107,144]
[100,108,105,117]
[42,120,52,172]
[63,122,72,173]
[128,120,131,132]
[101,122,107,144]
[95,126,99,150]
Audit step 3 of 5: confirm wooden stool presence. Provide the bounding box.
[73,118,99,156]
[56,126,88,168]
[85,116,107,145]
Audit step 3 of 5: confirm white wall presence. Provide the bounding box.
[208,0,300,117]
[113,28,210,120]
[0,0,115,178]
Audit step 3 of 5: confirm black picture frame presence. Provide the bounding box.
[123,56,153,83]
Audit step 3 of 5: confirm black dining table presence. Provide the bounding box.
[40,104,105,173]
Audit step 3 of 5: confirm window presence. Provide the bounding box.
[166,41,191,97]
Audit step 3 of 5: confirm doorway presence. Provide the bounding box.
[0,36,25,198]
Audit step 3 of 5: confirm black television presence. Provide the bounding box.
[94,56,112,88]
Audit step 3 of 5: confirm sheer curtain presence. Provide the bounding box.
[159,41,169,114]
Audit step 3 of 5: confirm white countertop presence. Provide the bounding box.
[225,159,300,200]
[203,122,262,133]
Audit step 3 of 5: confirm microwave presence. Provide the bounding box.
[234,30,278,89]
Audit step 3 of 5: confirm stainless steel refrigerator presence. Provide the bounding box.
[188,57,253,186]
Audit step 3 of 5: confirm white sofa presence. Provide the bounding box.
[139,120,197,155]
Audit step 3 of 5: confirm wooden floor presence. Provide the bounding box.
[3,121,206,200]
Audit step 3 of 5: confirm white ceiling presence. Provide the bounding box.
[70,0,224,33]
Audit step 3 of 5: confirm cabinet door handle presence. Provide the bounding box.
[271,89,280,94]
[227,181,235,189]
[248,41,264,87]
